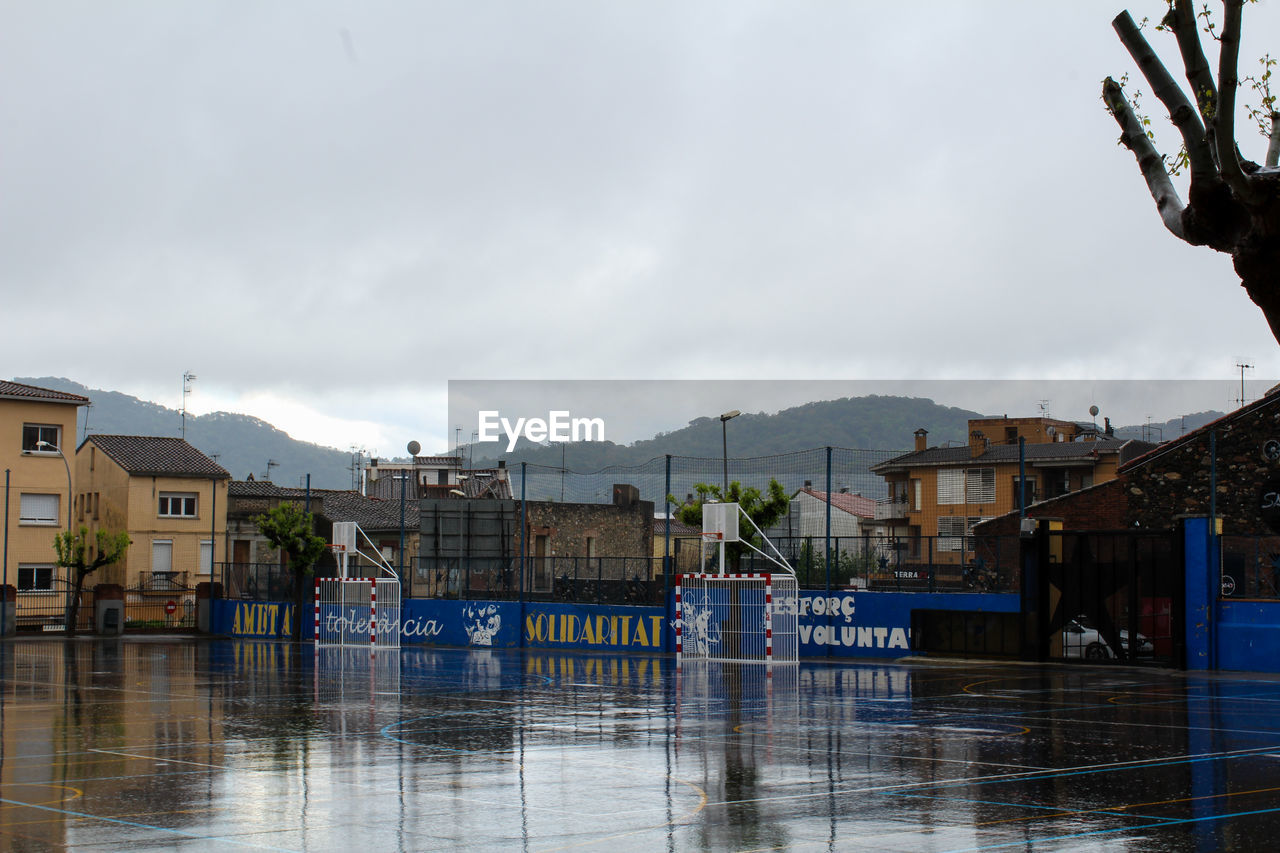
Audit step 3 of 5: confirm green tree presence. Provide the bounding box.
[54,525,131,636]
[667,480,790,570]
[253,502,327,641]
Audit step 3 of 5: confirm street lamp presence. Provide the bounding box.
[34,440,73,630]
[719,410,740,493]
[35,441,72,540]
[402,440,421,584]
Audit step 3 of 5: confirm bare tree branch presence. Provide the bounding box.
[1112,11,1216,181]
[1169,0,1218,122]
[1268,112,1279,167]
[1215,0,1256,200]
[1102,76,1188,239]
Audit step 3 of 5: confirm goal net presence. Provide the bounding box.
[314,577,402,648]
[676,573,799,664]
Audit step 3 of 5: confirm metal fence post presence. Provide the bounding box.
[824,446,832,592]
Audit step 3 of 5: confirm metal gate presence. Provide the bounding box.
[1035,529,1183,667]
[125,574,198,631]
[12,579,94,633]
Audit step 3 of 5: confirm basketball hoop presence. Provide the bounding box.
[327,543,347,554]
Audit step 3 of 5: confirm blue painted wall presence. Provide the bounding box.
[1215,599,1280,672]
[794,590,1018,657]
[212,590,1018,660]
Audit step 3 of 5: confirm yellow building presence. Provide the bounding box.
[1,380,88,601]
[871,416,1153,565]
[75,435,230,589]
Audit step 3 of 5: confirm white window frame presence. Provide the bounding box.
[200,539,214,573]
[17,563,56,592]
[158,492,198,518]
[19,493,60,526]
[937,517,967,551]
[21,424,61,453]
[937,469,965,505]
[966,468,996,504]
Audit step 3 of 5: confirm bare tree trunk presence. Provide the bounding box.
[1105,2,1280,343]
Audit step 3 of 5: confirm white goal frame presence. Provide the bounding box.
[314,577,402,648]
[676,572,799,664]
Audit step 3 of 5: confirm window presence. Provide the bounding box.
[937,517,967,551]
[937,470,965,505]
[19,493,59,526]
[200,540,214,573]
[18,564,55,592]
[911,479,922,511]
[21,424,61,453]
[966,468,995,504]
[158,492,197,517]
[938,516,989,552]
[151,540,174,585]
[1013,476,1038,508]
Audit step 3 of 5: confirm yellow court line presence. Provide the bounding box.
[0,784,84,808]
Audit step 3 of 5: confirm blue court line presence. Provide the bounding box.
[938,803,1280,852]
[891,743,1280,794]
[0,796,296,851]
[882,790,1179,823]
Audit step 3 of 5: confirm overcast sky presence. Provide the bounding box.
[4,2,1279,457]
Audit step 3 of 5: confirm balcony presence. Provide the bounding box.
[137,571,190,593]
[875,497,910,521]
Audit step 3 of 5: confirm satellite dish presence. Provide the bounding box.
[406,440,421,456]
[1047,426,1056,437]
[1089,405,1100,417]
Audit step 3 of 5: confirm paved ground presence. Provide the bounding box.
[2,638,1279,851]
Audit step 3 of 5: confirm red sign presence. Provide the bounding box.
[165,600,177,615]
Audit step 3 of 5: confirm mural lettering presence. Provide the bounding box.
[232,602,291,637]
[524,612,663,649]
[322,609,444,641]
[798,595,857,620]
[799,624,910,650]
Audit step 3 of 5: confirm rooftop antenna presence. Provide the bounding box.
[1088,404,1100,430]
[349,445,367,491]
[265,459,279,481]
[81,401,93,442]
[1038,399,1051,418]
[181,371,197,439]
[1236,361,1253,407]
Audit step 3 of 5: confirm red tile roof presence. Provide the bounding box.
[0,380,89,405]
[798,488,875,518]
[84,435,229,478]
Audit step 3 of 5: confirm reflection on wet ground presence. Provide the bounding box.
[2,639,1280,851]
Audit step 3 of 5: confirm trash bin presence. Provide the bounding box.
[1,585,15,637]
[94,583,125,636]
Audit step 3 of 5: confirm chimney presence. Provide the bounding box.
[613,483,638,508]
[969,430,988,459]
[914,429,928,452]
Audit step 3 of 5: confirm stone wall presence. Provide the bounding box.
[1124,399,1280,533]
[524,499,655,557]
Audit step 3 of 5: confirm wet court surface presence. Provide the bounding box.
[3,640,1280,852]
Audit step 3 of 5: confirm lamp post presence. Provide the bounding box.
[402,440,421,584]
[719,410,740,493]
[35,441,72,540]
[35,441,73,630]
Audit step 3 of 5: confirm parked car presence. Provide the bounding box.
[1061,615,1154,659]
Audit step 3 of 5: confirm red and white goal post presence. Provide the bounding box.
[313,521,402,648]
[677,502,800,664]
